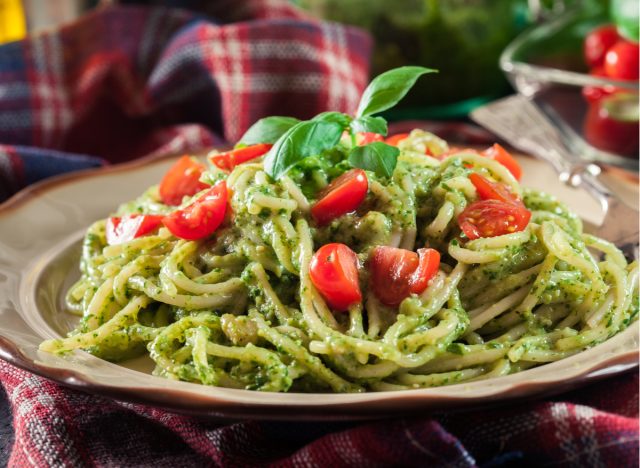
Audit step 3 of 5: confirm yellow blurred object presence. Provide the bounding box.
[0,0,26,43]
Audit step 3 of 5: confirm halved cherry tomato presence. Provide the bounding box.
[163,181,228,240]
[584,24,619,68]
[604,40,639,81]
[408,248,441,295]
[385,133,410,146]
[311,169,368,225]
[106,214,165,245]
[159,156,209,206]
[469,173,519,205]
[458,200,531,240]
[482,144,522,180]
[309,243,362,311]
[439,146,467,160]
[209,143,273,171]
[369,246,440,307]
[385,133,435,155]
[356,132,384,145]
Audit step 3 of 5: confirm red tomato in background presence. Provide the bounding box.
[482,144,522,180]
[468,173,520,204]
[311,169,368,225]
[356,132,384,145]
[163,181,228,240]
[458,200,531,240]
[584,25,619,68]
[159,156,209,206]
[369,246,440,307]
[106,215,165,245]
[583,96,639,156]
[582,66,620,103]
[209,143,272,171]
[309,243,362,311]
[442,145,523,179]
[385,133,410,146]
[604,41,640,81]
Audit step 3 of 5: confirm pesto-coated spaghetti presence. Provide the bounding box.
[40,128,638,392]
[40,67,638,392]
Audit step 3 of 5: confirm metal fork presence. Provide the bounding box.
[470,95,638,261]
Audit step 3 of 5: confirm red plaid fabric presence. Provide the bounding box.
[1,361,637,467]
[0,1,370,200]
[0,2,638,467]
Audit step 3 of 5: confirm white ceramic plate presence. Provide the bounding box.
[0,153,638,420]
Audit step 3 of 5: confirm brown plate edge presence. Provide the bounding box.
[0,335,637,421]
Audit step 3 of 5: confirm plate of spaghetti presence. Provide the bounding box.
[0,67,637,419]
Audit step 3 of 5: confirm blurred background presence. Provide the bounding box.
[0,0,637,166]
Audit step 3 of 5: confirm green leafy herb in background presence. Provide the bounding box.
[241,66,437,180]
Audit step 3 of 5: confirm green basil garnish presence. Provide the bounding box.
[263,66,436,180]
[239,116,301,146]
[348,142,400,178]
[355,66,437,118]
[349,116,388,136]
[312,111,352,128]
[264,121,343,180]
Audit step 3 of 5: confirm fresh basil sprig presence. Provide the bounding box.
[261,66,435,180]
[349,115,387,136]
[239,116,300,145]
[348,142,399,178]
[313,111,352,127]
[356,66,437,118]
[263,121,343,180]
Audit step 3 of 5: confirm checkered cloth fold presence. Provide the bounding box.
[0,1,369,201]
[1,361,637,467]
[0,3,637,467]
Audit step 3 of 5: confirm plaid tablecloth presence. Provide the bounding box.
[0,3,638,467]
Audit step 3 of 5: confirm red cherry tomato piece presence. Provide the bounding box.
[311,169,368,225]
[106,215,165,245]
[469,173,520,205]
[408,248,441,295]
[356,132,384,145]
[385,133,410,146]
[385,133,434,155]
[605,41,639,80]
[482,144,522,180]
[458,200,531,240]
[583,98,640,156]
[584,24,619,68]
[159,156,209,206]
[370,246,440,307]
[309,243,362,311]
[209,143,273,171]
[163,181,228,240]
[439,146,469,161]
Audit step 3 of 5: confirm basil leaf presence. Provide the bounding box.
[239,116,300,145]
[350,116,388,136]
[264,121,343,180]
[348,142,399,178]
[355,66,437,117]
[313,111,352,128]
